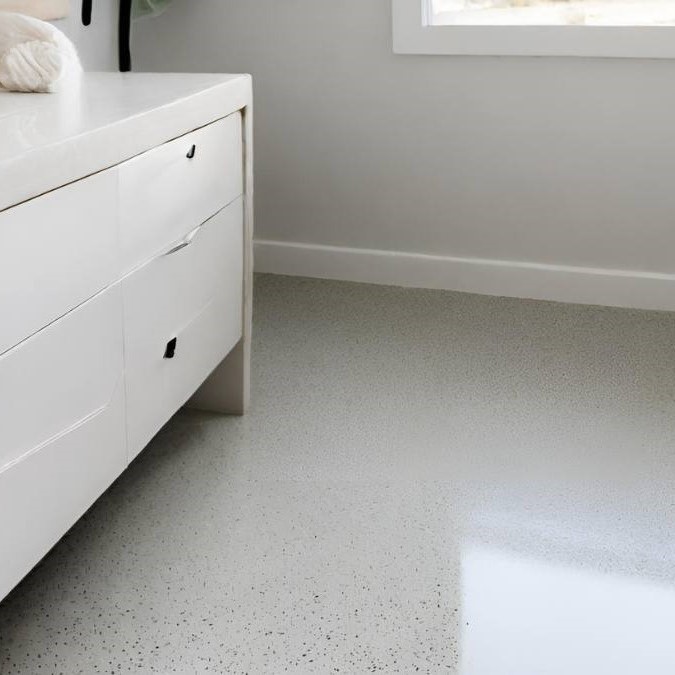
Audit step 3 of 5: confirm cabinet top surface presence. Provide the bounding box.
[0,72,251,211]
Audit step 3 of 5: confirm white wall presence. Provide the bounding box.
[134,0,675,308]
[55,2,118,71]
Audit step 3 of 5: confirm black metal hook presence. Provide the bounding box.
[81,0,92,26]
[82,0,132,72]
[119,0,132,72]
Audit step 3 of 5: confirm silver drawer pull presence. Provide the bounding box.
[163,223,202,256]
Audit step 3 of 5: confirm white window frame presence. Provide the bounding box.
[393,0,675,58]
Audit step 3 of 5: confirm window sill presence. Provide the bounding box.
[393,0,675,58]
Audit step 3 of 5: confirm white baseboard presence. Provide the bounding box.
[254,239,675,311]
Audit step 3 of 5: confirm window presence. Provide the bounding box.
[393,0,675,57]
[429,0,675,27]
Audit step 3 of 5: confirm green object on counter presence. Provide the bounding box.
[132,0,172,20]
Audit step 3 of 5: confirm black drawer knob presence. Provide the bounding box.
[164,337,177,359]
[186,144,196,159]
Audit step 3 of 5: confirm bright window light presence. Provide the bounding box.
[428,0,675,27]
[393,0,675,57]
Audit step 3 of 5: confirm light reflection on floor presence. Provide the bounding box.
[461,543,675,674]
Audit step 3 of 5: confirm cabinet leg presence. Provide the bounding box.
[188,100,253,417]
[188,336,250,415]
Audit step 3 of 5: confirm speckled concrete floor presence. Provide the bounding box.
[3,274,675,674]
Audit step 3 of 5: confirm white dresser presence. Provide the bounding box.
[0,73,253,601]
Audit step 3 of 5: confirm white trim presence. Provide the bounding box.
[393,0,675,58]
[254,239,675,311]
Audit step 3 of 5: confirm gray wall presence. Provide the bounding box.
[134,0,675,273]
[55,2,118,71]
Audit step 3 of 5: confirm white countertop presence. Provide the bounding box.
[0,72,251,212]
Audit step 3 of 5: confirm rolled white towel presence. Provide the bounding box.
[0,11,81,93]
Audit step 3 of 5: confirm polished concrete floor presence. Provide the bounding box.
[2,274,675,673]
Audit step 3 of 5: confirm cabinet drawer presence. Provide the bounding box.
[0,170,119,355]
[0,286,126,600]
[0,383,126,601]
[123,198,244,459]
[119,114,243,274]
[0,285,125,473]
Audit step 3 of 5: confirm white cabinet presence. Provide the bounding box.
[0,74,253,603]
